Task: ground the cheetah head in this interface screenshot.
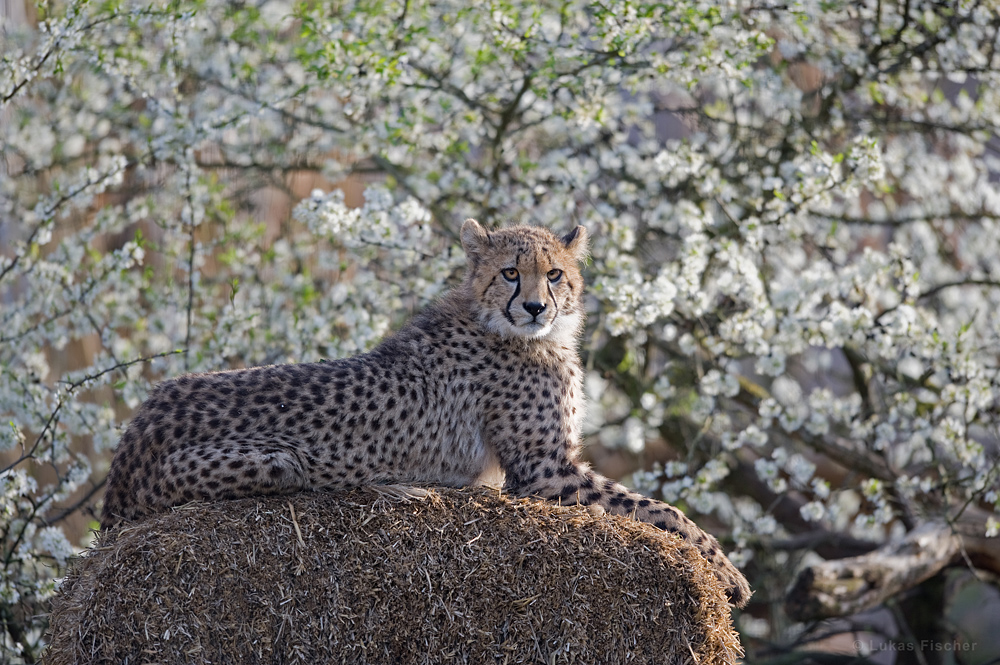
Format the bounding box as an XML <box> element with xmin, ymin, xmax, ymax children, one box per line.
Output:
<box><xmin>461</xmin><ymin>218</ymin><xmax>588</xmax><ymax>342</ymax></box>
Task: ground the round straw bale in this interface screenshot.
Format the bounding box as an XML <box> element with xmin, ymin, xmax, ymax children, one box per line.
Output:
<box><xmin>45</xmin><ymin>487</ymin><xmax>742</xmax><ymax>665</ymax></box>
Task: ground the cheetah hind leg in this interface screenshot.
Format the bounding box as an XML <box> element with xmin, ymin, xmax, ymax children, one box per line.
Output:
<box><xmin>158</xmin><ymin>441</ymin><xmax>311</xmax><ymax>507</ymax></box>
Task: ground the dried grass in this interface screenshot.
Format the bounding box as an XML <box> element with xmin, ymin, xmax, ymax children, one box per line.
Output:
<box><xmin>44</xmin><ymin>487</ymin><xmax>742</xmax><ymax>665</ymax></box>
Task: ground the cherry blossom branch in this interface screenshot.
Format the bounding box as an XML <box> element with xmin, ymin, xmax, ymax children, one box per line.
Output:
<box><xmin>0</xmin><ymin>350</ymin><xmax>184</xmax><ymax>475</ymax></box>
<box><xmin>915</xmin><ymin>278</ymin><xmax>1000</xmax><ymax>301</ymax></box>
<box><xmin>812</xmin><ymin>211</ymin><xmax>1000</xmax><ymax>226</ymax></box>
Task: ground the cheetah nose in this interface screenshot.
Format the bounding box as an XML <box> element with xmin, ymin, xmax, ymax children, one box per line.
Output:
<box><xmin>523</xmin><ymin>301</ymin><xmax>546</xmax><ymax>317</ymax></box>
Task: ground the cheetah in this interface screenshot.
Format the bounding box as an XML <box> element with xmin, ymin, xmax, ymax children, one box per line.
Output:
<box><xmin>102</xmin><ymin>219</ymin><xmax>751</xmax><ymax>607</ymax></box>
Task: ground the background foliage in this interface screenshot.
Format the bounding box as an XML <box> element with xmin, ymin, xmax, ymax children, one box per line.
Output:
<box><xmin>2</xmin><ymin>0</ymin><xmax>999</xmax><ymax>662</ymax></box>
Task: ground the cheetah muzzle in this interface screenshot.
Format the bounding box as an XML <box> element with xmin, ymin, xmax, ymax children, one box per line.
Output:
<box><xmin>101</xmin><ymin>218</ymin><xmax>752</xmax><ymax>608</ymax></box>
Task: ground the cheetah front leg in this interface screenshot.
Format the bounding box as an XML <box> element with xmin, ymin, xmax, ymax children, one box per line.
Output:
<box><xmin>486</xmin><ymin>420</ymin><xmax>751</xmax><ymax>606</ymax></box>
<box><xmin>527</xmin><ymin>463</ymin><xmax>750</xmax><ymax>607</ymax></box>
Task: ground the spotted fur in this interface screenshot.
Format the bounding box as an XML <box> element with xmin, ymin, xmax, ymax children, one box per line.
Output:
<box><xmin>102</xmin><ymin>219</ymin><xmax>751</xmax><ymax>607</ymax></box>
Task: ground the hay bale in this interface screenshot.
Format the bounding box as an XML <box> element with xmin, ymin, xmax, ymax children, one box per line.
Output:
<box><xmin>45</xmin><ymin>487</ymin><xmax>742</xmax><ymax>665</ymax></box>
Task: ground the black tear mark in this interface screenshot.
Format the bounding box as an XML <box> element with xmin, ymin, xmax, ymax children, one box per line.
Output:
<box><xmin>504</xmin><ymin>277</ymin><xmax>521</xmax><ymax>325</ymax></box>
<box><xmin>546</xmin><ymin>280</ymin><xmax>559</xmax><ymax>322</ymax></box>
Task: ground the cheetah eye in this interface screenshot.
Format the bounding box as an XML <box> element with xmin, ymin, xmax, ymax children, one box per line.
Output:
<box><xmin>502</xmin><ymin>268</ymin><xmax>519</xmax><ymax>281</ymax></box>
<box><xmin>547</xmin><ymin>269</ymin><xmax>563</xmax><ymax>282</ymax></box>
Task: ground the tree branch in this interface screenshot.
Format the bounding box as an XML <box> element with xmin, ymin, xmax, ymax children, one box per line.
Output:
<box><xmin>43</xmin><ymin>478</ymin><xmax>107</xmax><ymax>526</ymax></box>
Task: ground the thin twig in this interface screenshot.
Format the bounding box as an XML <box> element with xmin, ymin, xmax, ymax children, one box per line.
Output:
<box><xmin>1</xmin><ymin>350</ymin><xmax>184</xmax><ymax>474</ymax></box>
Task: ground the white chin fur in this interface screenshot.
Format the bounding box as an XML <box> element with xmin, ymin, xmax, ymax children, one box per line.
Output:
<box><xmin>520</xmin><ymin>322</ymin><xmax>554</xmax><ymax>338</ymax></box>
<box><xmin>481</xmin><ymin>311</ymin><xmax>581</xmax><ymax>343</ymax></box>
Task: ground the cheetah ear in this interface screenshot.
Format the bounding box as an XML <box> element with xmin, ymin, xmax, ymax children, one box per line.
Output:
<box><xmin>461</xmin><ymin>218</ymin><xmax>490</xmax><ymax>260</ymax></box>
<box><xmin>562</xmin><ymin>225</ymin><xmax>589</xmax><ymax>262</ymax></box>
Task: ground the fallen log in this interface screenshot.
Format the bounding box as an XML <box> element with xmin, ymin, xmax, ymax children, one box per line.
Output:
<box><xmin>786</xmin><ymin>514</ymin><xmax>1000</xmax><ymax>620</ymax></box>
